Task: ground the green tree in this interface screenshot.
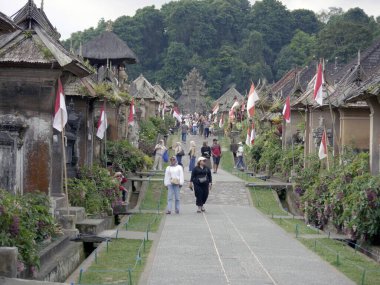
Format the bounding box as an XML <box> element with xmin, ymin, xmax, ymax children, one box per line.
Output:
<box><xmin>291</xmin><ymin>9</ymin><xmax>321</xmax><ymax>34</ymax></box>
<box><xmin>275</xmin><ymin>30</ymin><xmax>317</xmax><ymax>79</ymax></box>
<box><xmin>317</xmin><ymin>8</ymin><xmax>374</xmax><ymax>62</ymax></box>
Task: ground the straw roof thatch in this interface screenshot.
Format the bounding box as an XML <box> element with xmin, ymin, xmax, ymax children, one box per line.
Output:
<box><xmin>82</xmin><ymin>31</ymin><xmax>138</xmax><ymax>65</ymax></box>
<box><xmin>215</xmin><ymin>87</ymin><xmax>244</xmax><ymax>112</ymax></box>
<box><xmin>0</xmin><ymin>12</ymin><xmax>19</xmax><ymax>35</ymax></box>
<box><xmin>0</xmin><ymin>0</ymin><xmax>91</xmax><ymax>77</ymax></box>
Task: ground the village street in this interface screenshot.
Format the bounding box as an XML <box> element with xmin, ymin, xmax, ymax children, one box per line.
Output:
<box><xmin>141</xmin><ymin>134</ymin><xmax>354</xmax><ymax>285</ymax></box>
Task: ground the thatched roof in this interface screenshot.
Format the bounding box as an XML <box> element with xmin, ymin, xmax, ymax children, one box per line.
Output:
<box><xmin>0</xmin><ymin>1</ymin><xmax>91</xmax><ymax>77</ymax></box>
<box><xmin>0</xmin><ymin>12</ymin><xmax>19</xmax><ymax>35</ymax></box>
<box><xmin>12</xmin><ymin>0</ymin><xmax>60</xmax><ymax>40</ymax></box>
<box><xmin>328</xmin><ymin>38</ymin><xmax>380</xmax><ymax>106</ymax></box>
<box><xmin>130</xmin><ymin>74</ymin><xmax>155</xmax><ymax>99</ymax></box>
<box><xmin>82</xmin><ymin>31</ymin><xmax>138</xmax><ymax>65</ymax></box>
<box><xmin>215</xmin><ymin>87</ymin><xmax>244</xmax><ymax>112</ymax></box>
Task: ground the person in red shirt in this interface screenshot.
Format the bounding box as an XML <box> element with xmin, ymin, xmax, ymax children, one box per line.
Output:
<box><xmin>211</xmin><ymin>138</ymin><xmax>222</xmax><ymax>174</ymax></box>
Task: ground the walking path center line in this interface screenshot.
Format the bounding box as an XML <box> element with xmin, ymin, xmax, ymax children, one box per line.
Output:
<box><xmin>221</xmin><ymin>205</ymin><xmax>278</xmax><ymax>285</ymax></box>
<box><xmin>203</xmin><ymin>211</ymin><xmax>231</xmax><ymax>284</ymax></box>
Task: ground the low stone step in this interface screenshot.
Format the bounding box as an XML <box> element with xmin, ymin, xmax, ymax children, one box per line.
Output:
<box><xmin>50</xmin><ymin>196</ymin><xmax>67</xmax><ymax>211</ymax></box>
<box><xmin>39</xmin><ymin>235</ymin><xmax>70</xmax><ymax>268</ymax></box>
<box><xmin>56</xmin><ymin>207</ymin><xmax>86</xmax><ymax>223</ymax></box>
<box><xmin>75</xmin><ymin>219</ymin><xmax>107</xmax><ymax>235</ymax></box>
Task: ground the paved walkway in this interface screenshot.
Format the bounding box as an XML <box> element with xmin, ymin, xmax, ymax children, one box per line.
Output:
<box><xmin>143</xmin><ymin>134</ymin><xmax>354</xmax><ymax>285</ymax></box>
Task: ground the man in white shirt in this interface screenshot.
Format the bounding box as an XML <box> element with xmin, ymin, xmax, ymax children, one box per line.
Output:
<box><xmin>153</xmin><ymin>140</ymin><xmax>166</xmax><ymax>170</ymax></box>
<box><xmin>235</xmin><ymin>142</ymin><xmax>245</xmax><ymax>170</ymax></box>
<box><xmin>164</xmin><ymin>156</ymin><xmax>184</xmax><ymax>214</ymax></box>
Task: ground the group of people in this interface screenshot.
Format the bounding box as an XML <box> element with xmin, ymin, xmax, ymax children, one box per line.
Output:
<box><xmin>182</xmin><ymin>113</ymin><xmax>216</xmax><ymax>139</ymax></box>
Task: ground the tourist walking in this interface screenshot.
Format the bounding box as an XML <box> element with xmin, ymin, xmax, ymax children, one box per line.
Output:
<box><xmin>188</xmin><ymin>141</ymin><xmax>197</xmax><ymax>172</ymax></box>
<box><xmin>211</xmin><ymin>138</ymin><xmax>222</xmax><ymax>174</ymax></box>
<box><xmin>164</xmin><ymin>156</ymin><xmax>184</xmax><ymax>214</ymax></box>
<box><xmin>181</xmin><ymin>121</ymin><xmax>189</xmax><ymax>143</ymax></box>
<box><xmin>235</xmin><ymin>142</ymin><xmax>245</xmax><ymax>170</ymax></box>
<box><xmin>174</xmin><ymin>141</ymin><xmax>184</xmax><ymax>166</ymax></box>
<box><xmin>153</xmin><ymin>140</ymin><xmax>166</xmax><ymax>171</ymax></box>
<box><xmin>201</xmin><ymin>141</ymin><xmax>212</xmax><ymax>169</ymax></box>
<box><xmin>190</xmin><ymin>157</ymin><xmax>212</xmax><ymax>213</ymax></box>
<box><xmin>204</xmin><ymin>120</ymin><xmax>210</xmax><ymax>138</ymax></box>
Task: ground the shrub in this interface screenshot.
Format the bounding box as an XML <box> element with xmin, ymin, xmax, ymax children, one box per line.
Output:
<box><xmin>68</xmin><ymin>166</ymin><xmax>120</xmax><ymax>215</ymax></box>
<box><xmin>0</xmin><ymin>190</ymin><xmax>61</xmax><ymax>269</ymax></box>
<box><xmin>107</xmin><ymin>140</ymin><xmax>153</xmax><ymax>172</ymax></box>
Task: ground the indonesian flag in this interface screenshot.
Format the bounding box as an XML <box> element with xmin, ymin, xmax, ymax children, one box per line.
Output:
<box><xmin>53</xmin><ymin>78</ymin><xmax>67</xmax><ymax>132</ymax></box>
<box><xmin>246</xmin><ymin>127</ymin><xmax>251</xmax><ymax>146</ymax></box>
<box><xmin>229</xmin><ymin>108</ymin><xmax>235</xmax><ymax>120</ymax></box>
<box><xmin>212</xmin><ymin>104</ymin><xmax>219</xmax><ymax>115</ymax></box>
<box><xmin>128</xmin><ymin>98</ymin><xmax>135</xmax><ymax>125</ymax></box>
<box><xmin>230</xmin><ymin>100</ymin><xmax>239</xmax><ymax>110</ymax></box>
<box><xmin>241</xmin><ymin>101</ymin><xmax>246</xmax><ymax>112</ymax></box>
<box><xmin>250</xmin><ymin>123</ymin><xmax>256</xmax><ymax>145</ymax></box>
<box><xmin>219</xmin><ymin>115</ymin><xmax>224</xmax><ymax>128</ymax></box>
<box><xmin>247</xmin><ymin>83</ymin><xmax>259</xmax><ymax>118</ymax></box>
<box><xmin>314</xmin><ymin>63</ymin><xmax>324</xmax><ymax>106</ymax></box>
<box><xmin>173</xmin><ymin>107</ymin><xmax>182</xmax><ymax>123</ymax></box>
<box><xmin>282</xmin><ymin>96</ymin><xmax>291</xmax><ymax>123</ymax></box>
<box><xmin>318</xmin><ymin>129</ymin><xmax>328</xmax><ymax>160</ymax></box>
<box><xmin>96</xmin><ymin>103</ymin><xmax>108</xmax><ymax>139</ymax></box>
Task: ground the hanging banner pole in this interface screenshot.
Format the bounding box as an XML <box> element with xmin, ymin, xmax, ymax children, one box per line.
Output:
<box><xmin>61</xmin><ymin>112</ymin><xmax>70</xmax><ymax>216</ymax></box>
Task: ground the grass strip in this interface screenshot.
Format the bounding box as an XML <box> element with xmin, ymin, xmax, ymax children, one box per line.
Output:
<box><xmin>80</xmin><ymin>239</ymin><xmax>152</xmax><ymax>285</ymax></box>
<box><xmin>249</xmin><ymin>187</ymin><xmax>288</xmax><ymax>216</ymax></box>
<box><xmin>300</xmin><ymin>238</ymin><xmax>380</xmax><ymax>285</ymax></box>
<box><xmin>219</xmin><ymin>137</ymin><xmax>260</xmax><ymax>182</ymax></box>
<box><xmin>273</xmin><ymin>218</ymin><xmax>319</xmax><ymax>235</ymax></box>
<box><xmin>126</xmin><ymin>213</ymin><xmax>162</xmax><ymax>233</ymax></box>
<box><xmin>140</xmin><ymin>180</ymin><xmax>167</xmax><ymax>211</ymax></box>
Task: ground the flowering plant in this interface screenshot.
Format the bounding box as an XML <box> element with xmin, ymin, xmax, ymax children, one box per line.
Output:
<box><xmin>0</xmin><ymin>190</ymin><xmax>61</xmax><ymax>270</ymax></box>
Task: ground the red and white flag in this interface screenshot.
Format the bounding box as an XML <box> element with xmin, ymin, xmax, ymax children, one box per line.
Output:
<box><xmin>96</xmin><ymin>103</ymin><xmax>108</xmax><ymax>139</ymax></box>
<box><xmin>282</xmin><ymin>96</ymin><xmax>291</xmax><ymax>123</ymax></box>
<box><xmin>212</xmin><ymin>104</ymin><xmax>219</xmax><ymax>115</ymax></box>
<box><xmin>314</xmin><ymin>63</ymin><xmax>324</xmax><ymax>106</ymax></box>
<box><xmin>318</xmin><ymin>129</ymin><xmax>328</xmax><ymax>160</ymax></box>
<box><xmin>173</xmin><ymin>107</ymin><xmax>182</xmax><ymax>123</ymax></box>
<box><xmin>247</xmin><ymin>83</ymin><xmax>259</xmax><ymax>118</ymax></box>
<box><xmin>219</xmin><ymin>115</ymin><xmax>224</xmax><ymax>128</ymax></box>
<box><xmin>230</xmin><ymin>100</ymin><xmax>239</xmax><ymax>110</ymax></box>
<box><xmin>53</xmin><ymin>78</ymin><xmax>67</xmax><ymax>132</ymax></box>
<box><xmin>128</xmin><ymin>98</ymin><xmax>135</xmax><ymax>125</ymax></box>
<box><xmin>246</xmin><ymin>127</ymin><xmax>251</xmax><ymax>146</ymax></box>
<box><xmin>250</xmin><ymin>123</ymin><xmax>256</xmax><ymax>145</ymax></box>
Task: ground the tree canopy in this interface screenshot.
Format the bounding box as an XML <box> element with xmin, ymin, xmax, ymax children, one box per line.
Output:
<box><xmin>63</xmin><ymin>0</ymin><xmax>380</xmax><ymax>98</ymax></box>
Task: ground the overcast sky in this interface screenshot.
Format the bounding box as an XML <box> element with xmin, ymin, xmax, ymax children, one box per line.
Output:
<box><xmin>1</xmin><ymin>0</ymin><xmax>379</xmax><ymax>40</ymax></box>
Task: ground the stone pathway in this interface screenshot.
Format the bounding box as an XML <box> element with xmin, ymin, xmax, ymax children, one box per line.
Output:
<box><xmin>142</xmin><ymin>133</ymin><xmax>354</xmax><ymax>285</ymax></box>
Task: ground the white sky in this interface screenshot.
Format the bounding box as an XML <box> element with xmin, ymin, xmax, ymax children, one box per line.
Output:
<box><xmin>1</xmin><ymin>0</ymin><xmax>379</xmax><ymax>40</ymax></box>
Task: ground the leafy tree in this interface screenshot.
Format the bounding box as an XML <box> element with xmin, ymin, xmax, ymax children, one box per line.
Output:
<box><xmin>156</xmin><ymin>42</ymin><xmax>191</xmax><ymax>94</ymax></box>
<box><xmin>291</xmin><ymin>9</ymin><xmax>321</xmax><ymax>34</ymax></box>
<box><xmin>275</xmin><ymin>30</ymin><xmax>317</xmax><ymax>79</ymax></box>
<box><xmin>317</xmin><ymin>8</ymin><xmax>374</xmax><ymax>62</ymax></box>
<box><xmin>248</xmin><ymin>0</ymin><xmax>294</xmax><ymax>53</ymax></box>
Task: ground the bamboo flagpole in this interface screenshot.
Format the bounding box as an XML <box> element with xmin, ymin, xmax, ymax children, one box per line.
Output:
<box><xmin>104</xmin><ymin>100</ymin><xmax>107</xmax><ymax>168</ymax></box>
<box><xmin>53</xmin><ymin>78</ymin><xmax>70</xmax><ymax>216</ymax></box>
<box><xmin>61</xmin><ymin>115</ymin><xmax>70</xmax><ymax>216</ymax></box>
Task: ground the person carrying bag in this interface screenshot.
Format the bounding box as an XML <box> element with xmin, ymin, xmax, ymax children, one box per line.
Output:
<box><xmin>164</xmin><ymin>156</ymin><xmax>184</xmax><ymax>214</ymax></box>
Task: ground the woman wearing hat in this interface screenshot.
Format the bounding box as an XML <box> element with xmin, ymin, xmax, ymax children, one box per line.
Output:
<box><xmin>190</xmin><ymin>157</ymin><xmax>212</xmax><ymax>213</ymax></box>
<box><xmin>164</xmin><ymin>156</ymin><xmax>184</xmax><ymax>214</ymax></box>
